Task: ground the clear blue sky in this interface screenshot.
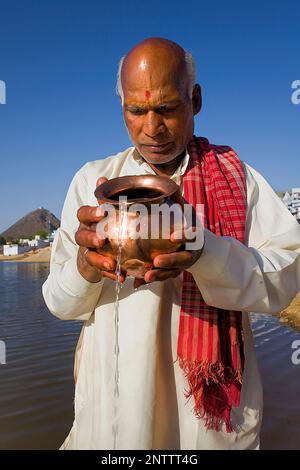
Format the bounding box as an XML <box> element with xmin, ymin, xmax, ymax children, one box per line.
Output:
<box><xmin>0</xmin><ymin>0</ymin><xmax>299</xmax><ymax>232</ymax></box>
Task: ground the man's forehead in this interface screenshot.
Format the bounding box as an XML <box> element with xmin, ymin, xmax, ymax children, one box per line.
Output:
<box><xmin>123</xmin><ymin>69</ymin><xmax>181</xmax><ymax>88</ymax></box>
<box><xmin>122</xmin><ymin>54</ymin><xmax>189</xmax><ymax>105</ymax></box>
<box><xmin>124</xmin><ymin>79</ymin><xmax>186</xmax><ymax>99</ymax></box>
<box><xmin>124</xmin><ymin>87</ymin><xmax>184</xmax><ymax>107</ymax></box>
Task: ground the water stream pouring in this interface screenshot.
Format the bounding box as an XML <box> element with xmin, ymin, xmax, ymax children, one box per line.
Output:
<box><xmin>112</xmin><ymin>198</ymin><xmax>127</xmax><ymax>450</ymax></box>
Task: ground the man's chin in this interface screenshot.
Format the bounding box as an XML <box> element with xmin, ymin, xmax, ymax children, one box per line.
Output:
<box><xmin>137</xmin><ymin>145</ymin><xmax>180</xmax><ymax>165</ymax></box>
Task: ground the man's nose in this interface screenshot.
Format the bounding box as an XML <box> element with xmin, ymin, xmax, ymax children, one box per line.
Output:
<box><xmin>143</xmin><ymin>111</ymin><xmax>166</xmax><ymax>137</ymax></box>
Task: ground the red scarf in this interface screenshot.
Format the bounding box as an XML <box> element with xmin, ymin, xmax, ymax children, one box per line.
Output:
<box><xmin>178</xmin><ymin>136</ymin><xmax>246</xmax><ymax>433</ymax></box>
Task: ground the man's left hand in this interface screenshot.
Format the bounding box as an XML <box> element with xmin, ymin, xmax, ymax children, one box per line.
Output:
<box><xmin>133</xmin><ymin>228</ymin><xmax>204</xmax><ymax>289</ymax></box>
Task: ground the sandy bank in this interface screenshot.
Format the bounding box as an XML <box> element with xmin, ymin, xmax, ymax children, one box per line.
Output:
<box><xmin>0</xmin><ymin>246</ymin><xmax>51</xmax><ymax>263</ymax></box>
<box><xmin>278</xmin><ymin>292</ymin><xmax>300</xmax><ymax>330</ymax></box>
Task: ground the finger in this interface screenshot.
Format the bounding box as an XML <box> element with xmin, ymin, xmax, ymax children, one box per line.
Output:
<box><xmin>75</xmin><ymin>228</ymin><xmax>106</xmax><ymax>249</ymax></box>
<box><xmin>133</xmin><ymin>278</ymin><xmax>147</xmax><ymax>289</ymax></box>
<box><xmin>170</xmin><ymin>226</ymin><xmax>198</xmax><ymax>243</ymax></box>
<box><xmin>85</xmin><ymin>252</ymin><xmax>126</xmax><ymax>283</ymax></box>
<box><xmin>77</xmin><ymin>205</ymin><xmax>107</xmax><ymax>224</ymax></box>
<box><xmin>101</xmin><ymin>271</ymin><xmax>126</xmax><ymax>283</ymax></box>
<box><xmin>171</xmin><ymin>227</ymin><xmax>205</xmax><ymax>252</ymax></box>
<box><xmin>153</xmin><ymin>251</ymin><xmax>193</xmax><ymax>269</ymax></box>
<box><xmin>96</xmin><ymin>176</ymin><xmax>108</xmax><ymax>188</ymax></box>
<box><xmin>144</xmin><ymin>268</ymin><xmax>181</xmax><ymax>283</ymax></box>
<box><xmin>85</xmin><ymin>250</ymin><xmax>116</xmax><ymax>271</ymax></box>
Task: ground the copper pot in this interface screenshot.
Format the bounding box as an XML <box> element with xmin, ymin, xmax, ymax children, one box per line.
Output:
<box><xmin>94</xmin><ymin>175</ymin><xmax>183</xmax><ymax>278</ymax></box>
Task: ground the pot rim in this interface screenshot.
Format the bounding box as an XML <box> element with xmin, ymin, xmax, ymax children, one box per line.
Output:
<box><xmin>94</xmin><ymin>174</ymin><xmax>178</xmax><ymax>206</ymax></box>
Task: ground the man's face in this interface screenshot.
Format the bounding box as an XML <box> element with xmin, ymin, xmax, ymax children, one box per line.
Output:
<box><xmin>122</xmin><ymin>60</ymin><xmax>196</xmax><ymax>165</ymax></box>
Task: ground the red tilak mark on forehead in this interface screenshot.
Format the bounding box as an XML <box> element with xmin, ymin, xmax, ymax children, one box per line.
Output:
<box><xmin>145</xmin><ymin>90</ymin><xmax>151</xmax><ymax>98</ymax></box>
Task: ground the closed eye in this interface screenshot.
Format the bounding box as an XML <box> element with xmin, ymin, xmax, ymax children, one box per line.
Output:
<box><xmin>126</xmin><ymin>106</ymin><xmax>147</xmax><ymax>115</ymax></box>
<box><xmin>126</xmin><ymin>103</ymin><xmax>181</xmax><ymax>116</ymax></box>
<box><xmin>155</xmin><ymin>104</ymin><xmax>180</xmax><ymax>114</ymax></box>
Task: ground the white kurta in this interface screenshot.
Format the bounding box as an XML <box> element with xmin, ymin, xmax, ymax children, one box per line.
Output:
<box><xmin>42</xmin><ymin>147</ymin><xmax>300</xmax><ymax>450</ymax></box>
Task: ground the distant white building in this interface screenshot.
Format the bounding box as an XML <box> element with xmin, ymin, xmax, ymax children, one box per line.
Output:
<box><xmin>49</xmin><ymin>229</ymin><xmax>58</xmax><ymax>243</ymax></box>
<box><xmin>282</xmin><ymin>188</ymin><xmax>300</xmax><ymax>221</ymax></box>
<box><xmin>3</xmin><ymin>244</ymin><xmax>19</xmax><ymax>256</ymax></box>
<box><xmin>19</xmin><ymin>238</ymin><xmax>29</xmax><ymax>245</ymax></box>
<box><xmin>282</xmin><ymin>191</ymin><xmax>292</xmax><ymax>206</ymax></box>
<box><xmin>27</xmin><ymin>239</ymin><xmax>39</xmax><ymax>247</ymax></box>
<box><xmin>19</xmin><ymin>234</ymin><xmax>49</xmax><ymax>248</ymax></box>
<box><xmin>27</xmin><ymin>235</ymin><xmax>40</xmax><ymax>247</ymax></box>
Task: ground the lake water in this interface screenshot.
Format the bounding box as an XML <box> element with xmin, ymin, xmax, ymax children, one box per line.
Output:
<box><xmin>0</xmin><ymin>262</ymin><xmax>81</xmax><ymax>450</ymax></box>
<box><xmin>0</xmin><ymin>262</ymin><xmax>300</xmax><ymax>449</ymax></box>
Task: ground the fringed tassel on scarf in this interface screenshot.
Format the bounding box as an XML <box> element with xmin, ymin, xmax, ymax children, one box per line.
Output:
<box><xmin>178</xmin><ymin>358</ymin><xmax>243</xmax><ymax>433</ymax></box>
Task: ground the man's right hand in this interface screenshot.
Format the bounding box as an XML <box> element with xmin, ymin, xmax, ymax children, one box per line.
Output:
<box><xmin>75</xmin><ymin>178</ymin><xmax>126</xmax><ymax>284</ymax></box>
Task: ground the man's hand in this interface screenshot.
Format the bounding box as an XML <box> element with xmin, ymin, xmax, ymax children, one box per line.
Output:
<box><xmin>133</xmin><ymin>227</ymin><xmax>204</xmax><ymax>288</ymax></box>
<box><xmin>75</xmin><ymin>177</ymin><xmax>126</xmax><ymax>284</ymax></box>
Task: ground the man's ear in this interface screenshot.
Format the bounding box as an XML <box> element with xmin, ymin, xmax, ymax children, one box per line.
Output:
<box><xmin>192</xmin><ymin>84</ymin><xmax>202</xmax><ymax>115</ymax></box>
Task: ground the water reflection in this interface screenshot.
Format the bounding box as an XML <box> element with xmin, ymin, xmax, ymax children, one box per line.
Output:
<box><xmin>0</xmin><ymin>262</ymin><xmax>81</xmax><ymax>450</ymax></box>
<box><xmin>251</xmin><ymin>313</ymin><xmax>300</xmax><ymax>450</ymax></box>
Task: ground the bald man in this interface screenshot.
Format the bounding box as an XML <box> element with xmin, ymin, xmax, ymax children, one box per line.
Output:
<box><xmin>43</xmin><ymin>38</ymin><xmax>300</xmax><ymax>450</ymax></box>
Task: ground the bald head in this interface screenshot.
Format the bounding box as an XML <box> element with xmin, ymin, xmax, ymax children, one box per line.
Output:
<box><xmin>117</xmin><ymin>38</ymin><xmax>195</xmax><ymax>104</ymax></box>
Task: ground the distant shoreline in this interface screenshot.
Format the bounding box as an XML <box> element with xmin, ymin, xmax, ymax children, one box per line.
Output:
<box><xmin>0</xmin><ymin>246</ymin><xmax>51</xmax><ymax>263</ymax></box>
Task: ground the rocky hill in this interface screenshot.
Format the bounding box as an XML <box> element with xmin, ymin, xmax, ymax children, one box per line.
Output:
<box><xmin>1</xmin><ymin>207</ymin><xmax>60</xmax><ymax>239</ymax></box>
